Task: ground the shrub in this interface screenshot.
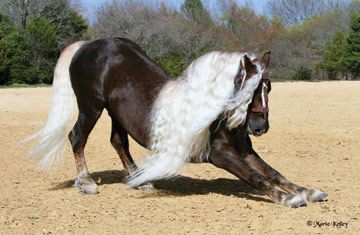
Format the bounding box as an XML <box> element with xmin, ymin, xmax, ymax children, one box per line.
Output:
<box><xmin>292</xmin><ymin>66</ymin><xmax>313</xmax><ymax>80</ymax></box>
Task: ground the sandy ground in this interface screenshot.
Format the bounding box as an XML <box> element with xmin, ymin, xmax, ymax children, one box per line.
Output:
<box><xmin>0</xmin><ymin>81</ymin><xmax>359</xmax><ymax>234</ymax></box>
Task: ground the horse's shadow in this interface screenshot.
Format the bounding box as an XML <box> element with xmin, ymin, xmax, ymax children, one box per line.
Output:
<box><xmin>50</xmin><ymin>170</ymin><xmax>128</xmax><ymax>189</ymax></box>
<box><xmin>51</xmin><ymin>170</ymin><xmax>272</xmax><ymax>203</ymax></box>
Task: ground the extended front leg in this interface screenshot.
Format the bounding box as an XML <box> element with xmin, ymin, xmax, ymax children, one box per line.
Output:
<box><xmin>244</xmin><ymin>136</ymin><xmax>327</xmax><ymax>203</ymax></box>
<box><xmin>208</xmin><ymin>147</ymin><xmax>306</xmax><ymax>208</ymax></box>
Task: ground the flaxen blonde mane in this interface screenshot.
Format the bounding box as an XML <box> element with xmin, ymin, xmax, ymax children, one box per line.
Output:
<box><xmin>127</xmin><ymin>51</ymin><xmax>263</xmax><ymax>187</ymax></box>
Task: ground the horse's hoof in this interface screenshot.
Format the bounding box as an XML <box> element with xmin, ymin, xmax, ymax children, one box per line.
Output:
<box><xmin>302</xmin><ymin>189</ymin><xmax>327</xmax><ymax>203</ymax></box>
<box><xmin>74</xmin><ymin>176</ymin><xmax>98</xmax><ymax>195</ymax></box>
<box><xmin>283</xmin><ymin>194</ymin><xmax>307</xmax><ymax>208</ymax></box>
<box><xmin>138</xmin><ymin>183</ymin><xmax>155</xmax><ymax>191</ymax></box>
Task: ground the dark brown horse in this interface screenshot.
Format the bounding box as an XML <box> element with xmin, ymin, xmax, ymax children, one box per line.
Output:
<box><xmin>26</xmin><ymin>38</ymin><xmax>326</xmax><ymax>208</ymax></box>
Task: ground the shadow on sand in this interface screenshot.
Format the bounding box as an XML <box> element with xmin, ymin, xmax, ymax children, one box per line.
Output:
<box><xmin>50</xmin><ymin>169</ymin><xmax>128</xmax><ymax>190</ymax></box>
<box><xmin>50</xmin><ymin>170</ymin><xmax>272</xmax><ymax>203</ymax></box>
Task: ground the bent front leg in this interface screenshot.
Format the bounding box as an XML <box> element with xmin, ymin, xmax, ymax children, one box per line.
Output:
<box><xmin>208</xmin><ymin>148</ymin><xmax>306</xmax><ymax>208</ymax></box>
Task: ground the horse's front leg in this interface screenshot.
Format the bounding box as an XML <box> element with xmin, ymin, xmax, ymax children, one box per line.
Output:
<box><xmin>208</xmin><ymin>147</ymin><xmax>306</xmax><ymax>208</ymax></box>
<box><xmin>245</xmin><ymin>136</ymin><xmax>327</xmax><ymax>203</ymax></box>
<box><xmin>244</xmin><ymin>150</ymin><xmax>327</xmax><ymax>203</ymax></box>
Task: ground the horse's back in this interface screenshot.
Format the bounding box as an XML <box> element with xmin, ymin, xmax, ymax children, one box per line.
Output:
<box><xmin>69</xmin><ymin>38</ymin><xmax>168</xmax><ymax>147</ymax></box>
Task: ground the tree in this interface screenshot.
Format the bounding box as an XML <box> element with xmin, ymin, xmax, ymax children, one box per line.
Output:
<box><xmin>0</xmin><ymin>13</ymin><xmax>16</xmax><ymax>84</ymax></box>
<box><xmin>316</xmin><ymin>31</ymin><xmax>346</xmax><ymax>79</ymax></box>
<box><xmin>219</xmin><ymin>1</ymin><xmax>283</xmax><ymax>52</ymax></box>
<box><xmin>0</xmin><ymin>0</ymin><xmax>88</xmax><ymax>49</ymax></box>
<box><xmin>0</xmin><ymin>0</ymin><xmax>50</xmax><ymax>29</ymax></box>
<box><xmin>6</xmin><ymin>30</ymin><xmax>38</xmax><ymax>84</ymax></box>
<box><xmin>181</xmin><ymin>0</ymin><xmax>212</xmax><ymax>27</ymax></box>
<box><xmin>341</xmin><ymin>10</ymin><xmax>360</xmax><ymax>78</ymax></box>
<box><xmin>40</xmin><ymin>0</ymin><xmax>88</xmax><ymax>49</ymax></box>
<box><xmin>266</xmin><ymin>0</ymin><xmax>350</xmax><ymax>26</ymax></box>
<box><xmin>0</xmin><ymin>38</ymin><xmax>10</xmax><ymax>84</ymax></box>
<box><xmin>93</xmin><ymin>1</ymin><xmax>233</xmax><ymax>77</ymax></box>
<box><xmin>267</xmin><ymin>9</ymin><xmax>356</xmax><ymax>80</ymax></box>
<box><xmin>26</xmin><ymin>16</ymin><xmax>57</xmax><ymax>83</ymax></box>
<box><xmin>26</xmin><ymin>17</ymin><xmax>57</xmax><ymax>58</ymax></box>
<box><xmin>0</xmin><ymin>0</ymin><xmax>88</xmax><ymax>84</ymax></box>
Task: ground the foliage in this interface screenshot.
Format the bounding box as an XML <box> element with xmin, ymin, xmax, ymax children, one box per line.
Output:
<box><xmin>266</xmin><ymin>0</ymin><xmax>351</xmax><ymax>26</ymax></box>
<box><xmin>292</xmin><ymin>66</ymin><xmax>313</xmax><ymax>80</ymax></box>
<box><xmin>0</xmin><ymin>0</ymin><xmax>87</xmax><ymax>85</ymax></box>
<box><xmin>26</xmin><ymin>16</ymin><xmax>58</xmax><ymax>83</ymax></box>
<box><xmin>270</xmin><ymin>8</ymin><xmax>355</xmax><ymax>80</ymax></box>
<box><xmin>94</xmin><ymin>0</ymin><xmax>358</xmax><ymax>80</ymax></box>
<box><xmin>1</xmin><ymin>0</ymin><xmax>359</xmax><ymax>84</ymax></box>
<box><xmin>40</xmin><ymin>0</ymin><xmax>88</xmax><ymax>48</ymax></box>
<box><xmin>26</xmin><ymin>17</ymin><xmax>57</xmax><ymax>57</ymax></box>
<box><xmin>0</xmin><ymin>14</ymin><xmax>14</xmax><ymax>84</ymax></box>
<box><xmin>6</xmin><ymin>30</ymin><xmax>38</xmax><ymax>84</ymax></box>
<box><xmin>221</xmin><ymin>4</ymin><xmax>281</xmax><ymax>51</ymax></box>
<box><xmin>316</xmin><ymin>31</ymin><xmax>346</xmax><ymax>79</ymax></box>
<box><xmin>154</xmin><ymin>51</ymin><xmax>187</xmax><ymax>77</ymax></box>
<box><xmin>181</xmin><ymin>0</ymin><xmax>212</xmax><ymax>27</ymax></box>
<box><xmin>341</xmin><ymin>10</ymin><xmax>360</xmax><ymax>78</ymax></box>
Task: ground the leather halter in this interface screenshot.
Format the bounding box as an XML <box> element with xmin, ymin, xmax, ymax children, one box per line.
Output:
<box><xmin>250</xmin><ymin>78</ymin><xmax>270</xmax><ymax>113</ymax></box>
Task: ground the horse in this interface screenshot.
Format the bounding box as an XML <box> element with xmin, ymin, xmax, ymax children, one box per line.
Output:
<box><xmin>196</xmin><ymin>66</ymin><xmax>327</xmax><ymax>208</ymax></box>
<box><xmin>25</xmin><ymin>38</ymin><xmax>326</xmax><ymax>208</ymax></box>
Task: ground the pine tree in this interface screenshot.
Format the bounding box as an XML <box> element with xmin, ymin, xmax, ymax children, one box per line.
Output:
<box><xmin>341</xmin><ymin>11</ymin><xmax>360</xmax><ymax>79</ymax></box>
<box><xmin>181</xmin><ymin>0</ymin><xmax>212</xmax><ymax>27</ymax></box>
<box><xmin>316</xmin><ymin>31</ymin><xmax>346</xmax><ymax>80</ymax></box>
<box><xmin>26</xmin><ymin>16</ymin><xmax>58</xmax><ymax>84</ymax></box>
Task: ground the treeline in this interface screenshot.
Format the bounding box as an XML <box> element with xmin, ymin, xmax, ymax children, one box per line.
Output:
<box><xmin>94</xmin><ymin>0</ymin><xmax>359</xmax><ymax>80</ymax></box>
<box><xmin>0</xmin><ymin>0</ymin><xmax>359</xmax><ymax>85</ymax></box>
<box><xmin>0</xmin><ymin>0</ymin><xmax>87</xmax><ymax>85</ymax></box>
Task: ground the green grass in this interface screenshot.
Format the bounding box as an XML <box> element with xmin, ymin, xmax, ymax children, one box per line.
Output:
<box><xmin>0</xmin><ymin>83</ymin><xmax>50</xmax><ymax>89</ymax></box>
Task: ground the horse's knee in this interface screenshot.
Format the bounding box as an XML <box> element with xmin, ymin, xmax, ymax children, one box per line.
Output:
<box><xmin>248</xmin><ymin>173</ymin><xmax>273</xmax><ymax>190</ymax></box>
<box><xmin>208</xmin><ymin>152</ymin><xmax>230</xmax><ymax>169</ymax></box>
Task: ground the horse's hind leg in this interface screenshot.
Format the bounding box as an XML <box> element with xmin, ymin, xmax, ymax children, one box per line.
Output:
<box><xmin>110</xmin><ymin>118</ymin><xmax>136</xmax><ymax>173</ymax></box>
<box><xmin>110</xmin><ymin>118</ymin><xmax>154</xmax><ymax>190</ymax></box>
<box><xmin>243</xmin><ymin>149</ymin><xmax>327</xmax><ymax>203</ymax></box>
<box><xmin>69</xmin><ymin>109</ymin><xmax>102</xmax><ymax>194</ymax></box>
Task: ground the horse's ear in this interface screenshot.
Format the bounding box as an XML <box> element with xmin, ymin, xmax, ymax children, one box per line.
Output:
<box><xmin>261</xmin><ymin>51</ymin><xmax>271</xmax><ymax>69</ymax></box>
<box><xmin>243</xmin><ymin>55</ymin><xmax>257</xmax><ymax>75</ymax></box>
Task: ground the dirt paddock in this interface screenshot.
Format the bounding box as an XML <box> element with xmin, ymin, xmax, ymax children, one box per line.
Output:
<box><xmin>0</xmin><ymin>81</ymin><xmax>359</xmax><ymax>234</ymax></box>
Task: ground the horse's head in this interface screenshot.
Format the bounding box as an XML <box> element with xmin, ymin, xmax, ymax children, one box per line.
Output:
<box><xmin>246</xmin><ymin>51</ymin><xmax>271</xmax><ymax>136</ymax></box>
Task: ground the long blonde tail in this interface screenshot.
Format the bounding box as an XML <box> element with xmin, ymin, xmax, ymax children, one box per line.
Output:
<box><xmin>22</xmin><ymin>41</ymin><xmax>86</xmax><ymax>169</ymax></box>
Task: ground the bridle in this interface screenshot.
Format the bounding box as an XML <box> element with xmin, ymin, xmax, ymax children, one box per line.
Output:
<box><xmin>251</xmin><ymin>58</ymin><xmax>270</xmax><ymax>114</ymax></box>
<box><xmin>234</xmin><ymin>57</ymin><xmax>271</xmax><ymax>114</ymax></box>
<box><xmin>250</xmin><ymin>78</ymin><xmax>270</xmax><ymax>113</ymax></box>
